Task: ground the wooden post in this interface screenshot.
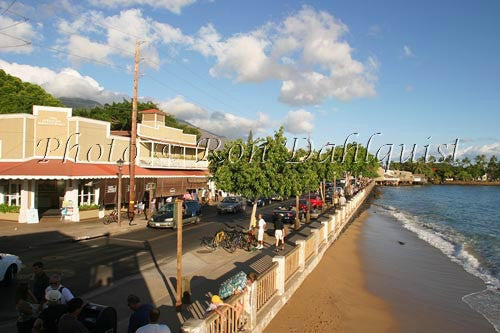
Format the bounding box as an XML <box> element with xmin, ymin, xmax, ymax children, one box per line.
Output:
<box><xmin>117</xmin><ymin>167</ymin><xmax>123</xmax><ymax>227</ymax></box>
<box><xmin>128</xmin><ymin>40</ymin><xmax>141</xmax><ymax>221</ymax></box>
<box><xmin>175</xmin><ymin>199</ymin><xmax>183</xmax><ymax>311</ymax></box>
<box><xmin>294</xmin><ymin>195</ymin><xmax>300</xmax><ymax>230</ymax></box>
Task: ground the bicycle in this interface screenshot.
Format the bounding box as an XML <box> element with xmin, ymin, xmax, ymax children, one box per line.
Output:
<box><xmin>103</xmin><ymin>209</ymin><xmax>128</xmax><ymax>225</ymax></box>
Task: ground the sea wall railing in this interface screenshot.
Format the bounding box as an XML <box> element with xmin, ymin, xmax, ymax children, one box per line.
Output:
<box><xmin>183</xmin><ymin>181</ymin><xmax>375</xmax><ymax>333</ymax></box>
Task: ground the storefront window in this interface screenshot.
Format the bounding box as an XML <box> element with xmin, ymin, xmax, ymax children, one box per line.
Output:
<box><xmin>79</xmin><ymin>184</ymin><xmax>95</xmax><ymax>206</ymax></box>
<box><xmin>5</xmin><ymin>182</ymin><xmax>21</xmax><ymax>206</ymax></box>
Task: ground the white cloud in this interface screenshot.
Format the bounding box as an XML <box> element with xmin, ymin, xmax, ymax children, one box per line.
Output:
<box><xmin>0</xmin><ymin>15</ymin><xmax>37</xmax><ymax>54</ymax></box>
<box><xmin>456</xmin><ymin>143</ymin><xmax>500</xmax><ymax>159</ymax></box>
<box><xmin>0</xmin><ymin>59</ymin><xmax>127</xmax><ymax>104</ymax></box>
<box><xmin>403</xmin><ymin>45</ymin><xmax>414</xmax><ymax>57</ymax></box>
<box><xmin>56</xmin><ymin>9</ymin><xmax>192</xmax><ymax>68</ymax></box>
<box><xmin>158</xmin><ymin>95</ymin><xmax>271</xmax><ymax>138</ymax></box>
<box><xmin>283</xmin><ymin>109</ymin><xmax>314</xmax><ymax>134</ymax></box>
<box><xmin>88</xmin><ymin>0</ymin><xmax>197</xmax><ymax>14</ymax></box>
<box><xmin>193</xmin><ymin>6</ymin><xmax>377</xmax><ymax>105</ymax></box>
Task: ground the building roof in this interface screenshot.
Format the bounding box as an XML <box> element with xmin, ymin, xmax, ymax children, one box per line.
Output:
<box><xmin>139</xmin><ymin>109</ymin><xmax>167</xmax><ymax>115</ymax></box>
<box><xmin>0</xmin><ymin>160</ymin><xmax>209</xmax><ymax>180</ymax></box>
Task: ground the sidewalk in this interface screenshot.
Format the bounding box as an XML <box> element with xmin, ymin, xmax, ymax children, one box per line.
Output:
<box><xmin>0</xmin><ymin>214</ymin><xmax>149</xmax><ymax>250</ymax></box>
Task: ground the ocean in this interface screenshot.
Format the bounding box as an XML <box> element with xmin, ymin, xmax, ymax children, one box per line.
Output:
<box><xmin>375</xmin><ymin>185</ymin><xmax>500</xmax><ymax>332</ymax></box>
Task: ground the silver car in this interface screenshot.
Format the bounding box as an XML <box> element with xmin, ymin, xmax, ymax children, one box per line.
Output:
<box><xmin>217</xmin><ymin>196</ymin><xmax>247</xmax><ymax>214</ymax></box>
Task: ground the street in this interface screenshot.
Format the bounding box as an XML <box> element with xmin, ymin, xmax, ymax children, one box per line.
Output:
<box><xmin>0</xmin><ymin>200</ymin><xmax>289</xmax><ymax>325</ymax></box>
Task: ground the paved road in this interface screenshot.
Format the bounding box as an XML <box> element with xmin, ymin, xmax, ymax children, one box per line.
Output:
<box><xmin>0</xmin><ymin>200</ymin><xmax>290</xmax><ymax>323</ymax></box>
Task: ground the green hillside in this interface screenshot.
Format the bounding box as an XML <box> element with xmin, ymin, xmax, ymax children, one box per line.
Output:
<box><xmin>0</xmin><ymin>69</ymin><xmax>63</xmax><ymax>114</ymax></box>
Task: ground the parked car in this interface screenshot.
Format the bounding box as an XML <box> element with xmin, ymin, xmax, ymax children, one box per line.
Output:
<box><xmin>148</xmin><ymin>200</ymin><xmax>201</xmax><ymax>229</ymax></box>
<box><xmin>247</xmin><ymin>197</ymin><xmax>272</xmax><ymax>207</ymax></box>
<box><xmin>271</xmin><ymin>194</ymin><xmax>288</xmax><ymax>201</ymax></box>
<box><xmin>309</xmin><ymin>195</ymin><xmax>324</xmax><ymax>209</ymax></box>
<box><xmin>0</xmin><ymin>253</ymin><xmax>22</xmax><ymax>285</ymax></box>
<box><xmin>217</xmin><ymin>196</ymin><xmax>247</xmax><ymax>214</ymax></box>
<box><xmin>272</xmin><ymin>206</ymin><xmax>297</xmax><ymax>223</ymax></box>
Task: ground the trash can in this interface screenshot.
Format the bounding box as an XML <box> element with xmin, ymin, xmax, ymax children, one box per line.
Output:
<box><xmin>79</xmin><ymin>302</ymin><xmax>117</xmax><ymax>333</ymax></box>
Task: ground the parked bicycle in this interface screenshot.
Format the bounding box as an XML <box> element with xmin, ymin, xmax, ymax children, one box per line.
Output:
<box><xmin>201</xmin><ymin>227</ymin><xmax>258</xmax><ymax>253</ymax></box>
<box><xmin>103</xmin><ymin>209</ymin><xmax>128</xmax><ymax>225</ymax></box>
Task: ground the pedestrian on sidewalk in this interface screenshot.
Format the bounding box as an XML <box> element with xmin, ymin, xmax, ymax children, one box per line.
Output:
<box><xmin>15</xmin><ymin>282</ymin><xmax>37</xmax><ymax>333</ymax></box>
<box><xmin>44</xmin><ymin>274</ymin><xmax>74</xmax><ymax>305</ymax></box>
<box><xmin>135</xmin><ymin>307</ymin><xmax>171</xmax><ymax>333</ymax></box>
<box><xmin>127</xmin><ymin>294</ymin><xmax>153</xmax><ymax>333</ymax></box>
<box><xmin>256</xmin><ymin>214</ymin><xmax>266</xmax><ymax>249</ymax></box>
<box><xmin>33</xmin><ymin>290</ymin><xmax>67</xmax><ymax>333</ymax></box>
<box><xmin>274</xmin><ymin>215</ymin><xmax>285</xmax><ymax>253</ymax></box>
<box><xmin>205</xmin><ymin>295</ymin><xmax>234</xmax><ymax>317</ymax></box>
<box><xmin>58</xmin><ymin>298</ymin><xmax>89</xmax><ymax>333</ymax></box>
<box><xmin>32</xmin><ymin>262</ymin><xmax>49</xmax><ymax>304</ymax></box>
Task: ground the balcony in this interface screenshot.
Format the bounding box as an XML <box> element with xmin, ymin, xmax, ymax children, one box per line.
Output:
<box><xmin>138</xmin><ymin>156</ymin><xmax>209</xmax><ymax>169</ymax></box>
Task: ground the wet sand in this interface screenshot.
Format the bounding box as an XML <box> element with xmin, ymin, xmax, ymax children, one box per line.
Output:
<box><xmin>264</xmin><ymin>211</ymin><xmax>399</xmax><ymax>333</ymax></box>
<box><xmin>361</xmin><ymin>206</ymin><xmax>495</xmax><ymax>333</ymax></box>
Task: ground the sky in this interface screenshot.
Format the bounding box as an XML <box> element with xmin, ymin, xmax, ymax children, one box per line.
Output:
<box><xmin>0</xmin><ymin>0</ymin><xmax>499</xmax><ymax>161</ymax></box>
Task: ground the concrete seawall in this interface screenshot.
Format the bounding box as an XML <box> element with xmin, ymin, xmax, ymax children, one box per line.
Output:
<box><xmin>182</xmin><ymin>181</ymin><xmax>376</xmax><ymax>333</ymax></box>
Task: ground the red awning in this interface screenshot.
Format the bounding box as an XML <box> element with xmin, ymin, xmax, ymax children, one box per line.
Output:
<box><xmin>0</xmin><ymin>159</ymin><xmax>209</xmax><ymax>180</ymax></box>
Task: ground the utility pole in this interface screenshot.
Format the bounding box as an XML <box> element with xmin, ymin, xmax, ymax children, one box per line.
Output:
<box><xmin>175</xmin><ymin>199</ymin><xmax>183</xmax><ymax>312</ymax></box>
<box><xmin>128</xmin><ymin>40</ymin><xmax>140</xmax><ymax>223</ymax></box>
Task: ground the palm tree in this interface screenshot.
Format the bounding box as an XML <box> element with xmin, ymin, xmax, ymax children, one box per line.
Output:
<box><xmin>461</xmin><ymin>157</ymin><xmax>471</xmax><ymax>167</ymax></box>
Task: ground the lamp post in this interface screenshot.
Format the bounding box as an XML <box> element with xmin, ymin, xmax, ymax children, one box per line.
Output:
<box><xmin>117</xmin><ymin>159</ymin><xmax>124</xmax><ymax>227</ymax></box>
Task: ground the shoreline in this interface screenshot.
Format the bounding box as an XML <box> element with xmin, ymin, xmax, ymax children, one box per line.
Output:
<box><xmin>264</xmin><ymin>210</ymin><xmax>399</xmax><ymax>333</ymax></box>
<box><xmin>360</xmin><ymin>205</ymin><xmax>496</xmax><ymax>333</ymax></box>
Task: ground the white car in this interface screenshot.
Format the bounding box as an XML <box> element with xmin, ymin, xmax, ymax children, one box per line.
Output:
<box><xmin>0</xmin><ymin>253</ymin><xmax>22</xmax><ymax>285</ymax></box>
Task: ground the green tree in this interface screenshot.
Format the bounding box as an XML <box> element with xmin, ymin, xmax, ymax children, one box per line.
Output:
<box><xmin>487</xmin><ymin>156</ymin><xmax>498</xmax><ymax>181</ymax></box>
<box><xmin>73</xmin><ymin>100</ymin><xmax>200</xmax><ymax>137</ymax></box>
<box><xmin>0</xmin><ymin>70</ymin><xmax>63</xmax><ymax>114</ymax></box>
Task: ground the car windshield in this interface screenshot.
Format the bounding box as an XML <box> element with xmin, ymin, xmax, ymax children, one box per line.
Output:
<box><xmin>222</xmin><ymin>197</ymin><xmax>237</xmax><ymax>203</ymax></box>
<box><xmin>158</xmin><ymin>204</ymin><xmax>174</xmax><ymax>213</ymax></box>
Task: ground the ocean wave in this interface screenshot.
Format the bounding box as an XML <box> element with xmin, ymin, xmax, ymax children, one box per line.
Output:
<box><xmin>463</xmin><ymin>289</ymin><xmax>500</xmax><ymax>333</ymax></box>
<box><xmin>381</xmin><ymin>207</ymin><xmax>500</xmax><ymax>289</ymax></box>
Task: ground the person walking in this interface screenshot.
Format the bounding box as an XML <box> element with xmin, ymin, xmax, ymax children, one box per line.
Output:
<box><xmin>58</xmin><ymin>298</ymin><xmax>89</xmax><ymax>333</ymax></box>
<box><xmin>257</xmin><ymin>214</ymin><xmax>266</xmax><ymax>249</ymax></box>
<box><xmin>15</xmin><ymin>282</ymin><xmax>37</xmax><ymax>333</ymax></box>
<box><xmin>273</xmin><ymin>215</ymin><xmax>285</xmax><ymax>253</ymax></box>
<box><xmin>127</xmin><ymin>295</ymin><xmax>153</xmax><ymax>333</ymax></box>
<box><xmin>135</xmin><ymin>307</ymin><xmax>171</xmax><ymax>333</ymax></box>
<box><xmin>32</xmin><ymin>262</ymin><xmax>49</xmax><ymax>304</ymax></box>
<box><xmin>33</xmin><ymin>290</ymin><xmax>67</xmax><ymax>333</ymax></box>
<box><xmin>44</xmin><ymin>274</ymin><xmax>74</xmax><ymax>306</ymax></box>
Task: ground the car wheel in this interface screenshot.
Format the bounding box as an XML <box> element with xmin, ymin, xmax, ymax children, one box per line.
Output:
<box><xmin>3</xmin><ymin>265</ymin><xmax>17</xmax><ymax>285</ymax></box>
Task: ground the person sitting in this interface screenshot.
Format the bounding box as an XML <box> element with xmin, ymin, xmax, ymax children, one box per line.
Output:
<box><xmin>127</xmin><ymin>295</ymin><xmax>153</xmax><ymax>333</ymax></box>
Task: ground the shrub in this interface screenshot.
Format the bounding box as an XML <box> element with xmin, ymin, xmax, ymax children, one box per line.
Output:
<box><xmin>0</xmin><ymin>204</ymin><xmax>20</xmax><ymax>213</ymax></box>
<box><xmin>78</xmin><ymin>204</ymin><xmax>99</xmax><ymax>211</ymax></box>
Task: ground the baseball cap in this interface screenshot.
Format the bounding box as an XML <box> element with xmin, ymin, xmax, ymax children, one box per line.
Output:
<box><xmin>211</xmin><ymin>295</ymin><xmax>223</xmax><ymax>304</ymax></box>
<box><xmin>46</xmin><ymin>289</ymin><xmax>62</xmax><ymax>302</ymax></box>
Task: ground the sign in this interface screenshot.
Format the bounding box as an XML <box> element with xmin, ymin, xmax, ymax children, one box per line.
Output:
<box><xmin>27</xmin><ymin>209</ymin><xmax>39</xmax><ymax>224</ymax></box>
<box><xmin>145</xmin><ymin>183</ymin><xmax>156</xmax><ymax>191</ymax></box>
<box><xmin>170</xmin><ymin>188</ymin><xmax>176</xmax><ymax>193</ymax></box>
<box><xmin>37</xmin><ymin>116</ymin><xmax>65</xmax><ymax>127</ymax></box>
<box><xmin>107</xmin><ymin>185</ymin><xmax>117</xmax><ymax>193</ymax></box>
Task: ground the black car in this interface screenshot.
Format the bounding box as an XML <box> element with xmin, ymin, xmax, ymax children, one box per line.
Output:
<box><xmin>272</xmin><ymin>206</ymin><xmax>297</xmax><ymax>223</ymax></box>
<box><xmin>247</xmin><ymin>197</ymin><xmax>272</xmax><ymax>207</ymax></box>
<box><xmin>148</xmin><ymin>200</ymin><xmax>201</xmax><ymax>229</ymax></box>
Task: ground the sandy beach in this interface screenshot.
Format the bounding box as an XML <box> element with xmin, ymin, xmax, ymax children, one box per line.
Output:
<box><xmin>264</xmin><ymin>211</ymin><xmax>399</xmax><ymax>333</ymax></box>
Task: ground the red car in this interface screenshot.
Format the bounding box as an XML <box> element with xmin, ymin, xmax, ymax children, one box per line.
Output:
<box><xmin>309</xmin><ymin>195</ymin><xmax>323</xmax><ymax>209</ymax></box>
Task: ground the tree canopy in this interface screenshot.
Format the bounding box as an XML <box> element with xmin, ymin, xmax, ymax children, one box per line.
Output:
<box><xmin>0</xmin><ymin>69</ymin><xmax>63</xmax><ymax>114</ymax></box>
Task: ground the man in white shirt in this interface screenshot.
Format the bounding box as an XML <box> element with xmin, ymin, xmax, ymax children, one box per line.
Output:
<box><xmin>257</xmin><ymin>214</ymin><xmax>266</xmax><ymax>249</ymax></box>
<box><xmin>136</xmin><ymin>307</ymin><xmax>171</xmax><ymax>333</ymax></box>
<box><xmin>44</xmin><ymin>273</ymin><xmax>74</xmax><ymax>305</ymax></box>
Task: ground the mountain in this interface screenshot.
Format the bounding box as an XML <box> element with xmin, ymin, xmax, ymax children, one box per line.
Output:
<box><xmin>59</xmin><ymin>97</ymin><xmax>102</xmax><ymax>110</ymax></box>
<box><xmin>176</xmin><ymin>118</ymin><xmax>229</xmax><ymax>150</ymax></box>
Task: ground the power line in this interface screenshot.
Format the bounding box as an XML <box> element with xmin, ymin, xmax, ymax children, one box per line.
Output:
<box><xmin>0</xmin><ymin>0</ymin><xmax>16</xmax><ymax>15</ymax></box>
<box><xmin>0</xmin><ymin>17</ymin><xmax>28</xmax><ymax>31</ymax></box>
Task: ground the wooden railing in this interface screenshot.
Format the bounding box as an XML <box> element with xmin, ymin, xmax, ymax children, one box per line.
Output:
<box><xmin>285</xmin><ymin>246</ymin><xmax>300</xmax><ymax>282</ymax></box>
<box><xmin>256</xmin><ymin>262</ymin><xmax>277</xmax><ymax>311</ymax></box>
<box><xmin>205</xmin><ymin>292</ymin><xmax>245</xmax><ymax>333</ymax></box>
<box><xmin>304</xmin><ymin>233</ymin><xmax>316</xmax><ymax>261</ymax></box>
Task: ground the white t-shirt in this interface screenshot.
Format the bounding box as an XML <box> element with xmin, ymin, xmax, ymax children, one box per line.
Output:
<box><xmin>258</xmin><ymin>218</ymin><xmax>266</xmax><ymax>231</ymax></box>
<box><xmin>44</xmin><ymin>285</ymin><xmax>74</xmax><ymax>304</ymax></box>
<box><xmin>136</xmin><ymin>323</ymin><xmax>171</xmax><ymax>333</ymax></box>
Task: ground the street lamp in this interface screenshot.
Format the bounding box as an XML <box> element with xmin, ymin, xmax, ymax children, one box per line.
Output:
<box><xmin>117</xmin><ymin>159</ymin><xmax>124</xmax><ymax>227</ymax></box>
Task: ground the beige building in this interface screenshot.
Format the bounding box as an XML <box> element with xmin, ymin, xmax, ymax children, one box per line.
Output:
<box><xmin>0</xmin><ymin>106</ymin><xmax>209</xmax><ymax>223</ymax></box>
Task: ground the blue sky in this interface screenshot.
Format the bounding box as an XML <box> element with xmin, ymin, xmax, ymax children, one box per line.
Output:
<box><xmin>0</xmin><ymin>0</ymin><xmax>499</xmax><ymax>160</ymax></box>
